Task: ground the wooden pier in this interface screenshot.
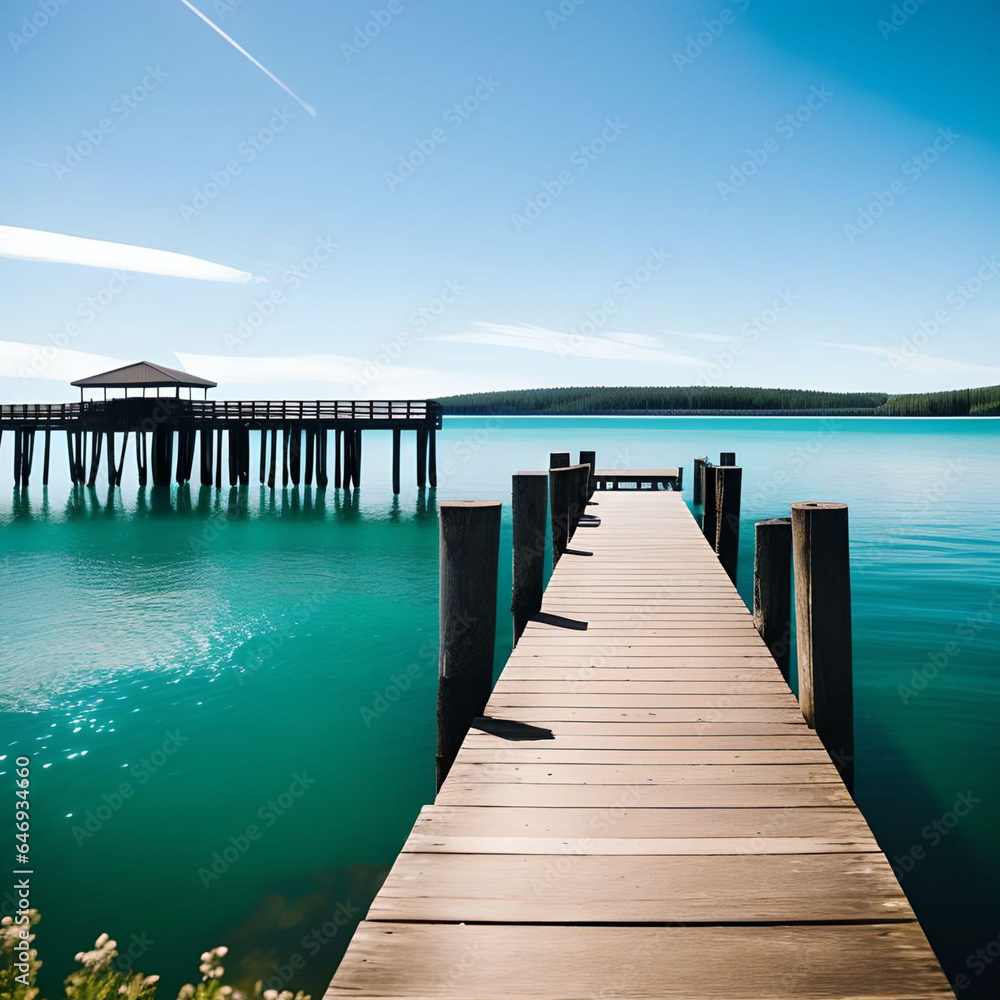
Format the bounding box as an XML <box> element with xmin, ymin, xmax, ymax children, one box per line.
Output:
<box><xmin>0</xmin><ymin>363</ymin><xmax>442</xmax><ymax>492</ymax></box>
<box><xmin>327</xmin><ymin>483</ymin><xmax>950</xmax><ymax>998</ymax></box>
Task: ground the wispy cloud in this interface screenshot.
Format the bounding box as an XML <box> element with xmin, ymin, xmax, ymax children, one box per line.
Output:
<box><xmin>0</xmin><ymin>225</ymin><xmax>255</xmax><ymax>283</ymax></box>
<box><xmin>178</xmin><ymin>0</ymin><xmax>317</xmax><ymax>117</ymax></box>
<box><xmin>174</xmin><ymin>351</ymin><xmax>554</xmax><ymax>398</ymax></box>
<box><xmin>0</xmin><ymin>341</ymin><xmax>125</xmax><ymax>381</ymax></box>
<box><xmin>657</xmin><ymin>329</ymin><xmax>735</xmax><ymax>343</ymax></box>
<box><xmin>823</xmin><ymin>342</ymin><xmax>1000</xmax><ymax>381</ymax></box>
<box><xmin>427</xmin><ymin>322</ymin><xmax>706</xmax><ymax>365</ymax></box>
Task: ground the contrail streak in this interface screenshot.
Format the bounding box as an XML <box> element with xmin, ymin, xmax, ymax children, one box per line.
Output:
<box><xmin>177</xmin><ymin>0</ymin><xmax>317</xmax><ymax>117</ymax></box>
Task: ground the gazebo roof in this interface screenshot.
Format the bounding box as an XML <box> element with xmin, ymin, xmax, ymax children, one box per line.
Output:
<box><xmin>71</xmin><ymin>361</ymin><xmax>217</xmax><ymax>390</ymax></box>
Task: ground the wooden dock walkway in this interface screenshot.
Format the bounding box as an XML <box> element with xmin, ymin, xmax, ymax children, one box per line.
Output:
<box><xmin>327</xmin><ymin>489</ymin><xmax>951</xmax><ymax>999</ymax></box>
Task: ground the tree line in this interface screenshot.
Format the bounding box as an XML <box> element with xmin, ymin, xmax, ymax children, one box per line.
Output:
<box><xmin>436</xmin><ymin>384</ymin><xmax>1000</xmax><ymax>416</ymax></box>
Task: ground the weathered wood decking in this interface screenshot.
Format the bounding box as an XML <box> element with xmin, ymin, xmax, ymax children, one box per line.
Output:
<box><xmin>328</xmin><ymin>490</ymin><xmax>950</xmax><ymax>999</ymax></box>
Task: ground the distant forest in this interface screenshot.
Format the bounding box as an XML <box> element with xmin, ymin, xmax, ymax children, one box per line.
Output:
<box><xmin>437</xmin><ymin>385</ymin><xmax>1000</xmax><ymax>417</ymax></box>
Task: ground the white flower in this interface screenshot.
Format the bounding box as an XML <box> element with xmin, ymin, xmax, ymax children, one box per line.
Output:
<box><xmin>215</xmin><ymin>946</ymin><xmax>229</xmax><ymax>958</ymax></box>
<box><xmin>144</xmin><ymin>975</ymin><xmax>160</xmax><ymax>985</ymax></box>
<box><xmin>263</xmin><ymin>991</ymin><xmax>279</xmax><ymax>1000</ymax></box>
<box><xmin>96</xmin><ymin>933</ymin><xmax>110</xmax><ymax>948</ymax></box>
<box><xmin>201</xmin><ymin>952</ymin><xmax>213</xmax><ymax>962</ymax></box>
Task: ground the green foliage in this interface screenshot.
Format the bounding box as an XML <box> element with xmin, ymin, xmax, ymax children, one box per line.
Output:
<box><xmin>0</xmin><ymin>916</ymin><xmax>310</xmax><ymax>1000</ymax></box>
<box><xmin>437</xmin><ymin>384</ymin><xmax>1000</xmax><ymax>416</ymax></box>
<box><xmin>437</xmin><ymin>386</ymin><xmax>889</xmax><ymax>414</ymax></box>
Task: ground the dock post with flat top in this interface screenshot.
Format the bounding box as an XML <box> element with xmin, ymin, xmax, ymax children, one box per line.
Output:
<box><xmin>715</xmin><ymin>465</ymin><xmax>742</xmax><ymax>583</ymax></box>
<box><xmin>754</xmin><ymin>516</ymin><xmax>792</xmax><ymax>682</ymax></box>
<box><xmin>792</xmin><ymin>501</ymin><xmax>854</xmax><ymax>791</ymax></box>
<box><xmin>437</xmin><ymin>500</ymin><xmax>501</xmax><ymax>790</ymax></box>
<box><xmin>512</xmin><ymin>472</ymin><xmax>547</xmax><ymax>645</ymax></box>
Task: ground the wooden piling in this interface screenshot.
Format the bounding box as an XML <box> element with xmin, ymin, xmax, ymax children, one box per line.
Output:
<box><xmin>342</xmin><ymin>429</ymin><xmax>353</xmax><ymax>490</ymax></box>
<box><xmin>115</xmin><ymin>431</ymin><xmax>129</xmax><ymax>487</ymax></box>
<box><xmin>753</xmin><ymin>517</ymin><xmax>792</xmax><ymax>682</ymax></box>
<box><xmin>304</xmin><ymin>428</ymin><xmax>315</xmax><ymax>485</ymax></box>
<box><xmin>290</xmin><ymin>426</ymin><xmax>302</xmax><ymax>486</ymax></box>
<box><xmin>512</xmin><ymin>472</ymin><xmax>547</xmax><ymax>645</ymax></box>
<box><xmin>13</xmin><ymin>429</ymin><xmax>22</xmax><ymax>488</ymax></box>
<box><xmin>214</xmin><ymin>430</ymin><xmax>223</xmax><ymax>489</ymax></box>
<box><xmin>352</xmin><ymin>429</ymin><xmax>362</xmax><ymax>487</ymax></box>
<box><xmin>268</xmin><ymin>428</ymin><xmax>278</xmax><ymax>489</ymax></box>
<box><xmin>136</xmin><ymin>431</ymin><xmax>147</xmax><ymax>487</ymax></box>
<box><xmin>239</xmin><ymin>428</ymin><xmax>250</xmax><ymax>486</ymax></box>
<box><xmin>437</xmin><ymin>500</ymin><xmax>501</xmax><ymax>790</ymax></box>
<box><xmin>259</xmin><ymin>430</ymin><xmax>267</xmax><ymax>484</ymax></box>
<box><xmin>88</xmin><ymin>430</ymin><xmax>103</xmax><ymax>488</ymax></box>
<box><xmin>334</xmin><ymin>429</ymin><xmax>342</xmax><ymax>489</ymax></box>
<box><xmin>282</xmin><ymin>426</ymin><xmax>290</xmax><ymax>488</ymax></box>
<box><xmin>549</xmin><ymin>466</ymin><xmax>573</xmax><ymax>566</ymax></box>
<box><xmin>42</xmin><ymin>429</ymin><xmax>51</xmax><ymax>487</ymax></box>
<box><xmin>106</xmin><ymin>431</ymin><xmax>116</xmax><ymax>486</ymax></box>
<box><xmin>316</xmin><ymin>431</ymin><xmax>328</xmax><ymax>488</ymax></box>
<box><xmin>200</xmin><ymin>429</ymin><xmax>213</xmax><ymax>486</ymax></box>
<box><xmin>720</xmin><ymin>451</ymin><xmax>736</xmax><ymax>465</ymax></box>
<box><xmin>228</xmin><ymin>429</ymin><xmax>239</xmax><ymax>487</ymax></box>
<box><xmin>416</xmin><ymin>428</ymin><xmax>428</xmax><ymax>488</ymax></box>
<box><xmin>428</xmin><ymin>427</ymin><xmax>437</xmax><ymax>488</ymax></box>
<box><xmin>792</xmin><ymin>501</ymin><xmax>854</xmax><ymax>791</ymax></box>
<box><xmin>579</xmin><ymin>451</ymin><xmax>596</xmax><ymax>499</ymax></box>
<box><xmin>715</xmin><ymin>465</ymin><xmax>742</xmax><ymax>583</ymax></box>
<box><xmin>392</xmin><ymin>429</ymin><xmax>401</xmax><ymax>495</ymax></box>
<box><xmin>693</xmin><ymin>457</ymin><xmax>707</xmax><ymax>505</ymax></box>
<box><xmin>549</xmin><ymin>451</ymin><xmax>570</xmax><ymax>470</ymax></box>
<box><xmin>702</xmin><ymin>465</ymin><xmax>719</xmax><ymax>546</ymax></box>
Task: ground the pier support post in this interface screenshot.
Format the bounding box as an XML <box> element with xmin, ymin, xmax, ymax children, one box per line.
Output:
<box><xmin>428</xmin><ymin>427</ymin><xmax>437</xmax><ymax>487</ymax></box>
<box><xmin>238</xmin><ymin>428</ymin><xmax>250</xmax><ymax>486</ymax></box>
<box><xmin>549</xmin><ymin>466</ymin><xmax>572</xmax><ymax>566</ymax></box>
<box><xmin>342</xmin><ymin>430</ymin><xmax>353</xmax><ymax>490</ymax></box>
<box><xmin>289</xmin><ymin>426</ymin><xmax>301</xmax><ymax>486</ymax></box>
<box><xmin>42</xmin><ymin>429</ymin><xmax>51</xmax><ymax>487</ymax></box>
<box><xmin>512</xmin><ymin>472</ymin><xmax>547</xmax><ymax>645</ymax></box>
<box><xmin>437</xmin><ymin>500</ymin><xmax>501</xmax><ymax>790</ymax></box>
<box><xmin>753</xmin><ymin>517</ymin><xmax>792</xmax><ymax>682</ymax></box>
<box><xmin>136</xmin><ymin>432</ymin><xmax>147</xmax><ymax>487</ymax></box>
<box><xmin>693</xmin><ymin>457</ymin><xmax>707</xmax><ymax>506</ymax></box>
<box><xmin>227</xmin><ymin>429</ymin><xmax>238</xmax><ymax>487</ymax></box>
<box><xmin>316</xmin><ymin>430</ymin><xmax>328</xmax><ymax>488</ymax></box>
<box><xmin>715</xmin><ymin>465</ymin><xmax>742</xmax><ymax>583</ymax></box>
<box><xmin>334</xmin><ymin>429</ymin><xmax>342</xmax><ymax>489</ymax></box>
<box><xmin>721</xmin><ymin>451</ymin><xmax>736</xmax><ymax>466</ymax></box>
<box><xmin>792</xmin><ymin>501</ymin><xmax>854</xmax><ymax>791</ymax></box>
<box><xmin>392</xmin><ymin>429</ymin><xmax>401</xmax><ymax>495</ymax></box>
<box><xmin>304</xmin><ymin>428</ymin><xmax>315</xmax><ymax>485</ymax></box>
<box><xmin>115</xmin><ymin>431</ymin><xmax>128</xmax><ymax>487</ymax></box>
<box><xmin>88</xmin><ymin>430</ymin><xmax>104</xmax><ymax>488</ymax></box>
<box><xmin>702</xmin><ymin>465</ymin><xmax>719</xmax><ymax>546</ymax></box>
<box><xmin>281</xmin><ymin>427</ymin><xmax>290</xmax><ymax>488</ymax></box>
<box><xmin>549</xmin><ymin>451</ymin><xmax>570</xmax><ymax>470</ymax></box>
<box><xmin>579</xmin><ymin>451</ymin><xmax>596</xmax><ymax>499</ymax></box>
<box><xmin>200</xmin><ymin>430</ymin><xmax>213</xmax><ymax>486</ymax></box>
<box><xmin>107</xmin><ymin>431</ymin><xmax>116</xmax><ymax>486</ymax></box>
<box><xmin>268</xmin><ymin>428</ymin><xmax>277</xmax><ymax>489</ymax></box>
<box><xmin>13</xmin><ymin>429</ymin><xmax>22</xmax><ymax>488</ymax></box>
<box><xmin>416</xmin><ymin>428</ymin><xmax>428</xmax><ymax>488</ymax></box>
<box><xmin>259</xmin><ymin>430</ymin><xmax>267</xmax><ymax>484</ymax></box>
<box><xmin>352</xmin><ymin>429</ymin><xmax>362</xmax><ymax>487</ymax></box>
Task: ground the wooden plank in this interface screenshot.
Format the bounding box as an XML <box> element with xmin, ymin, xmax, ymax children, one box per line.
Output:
<box><xmin>369</xmin><ymin>852</ymin><xmax>914</xmax><ymax>923</ymax></box>
<box><xmin>444</xmin><ymin>762</ymin><xmax>844</xmax><ymax>784</ymax></box>
<box><xmin>328</xmin><ymin>922</ymin><xmax>952</xmax><ymax>999</ymax></box>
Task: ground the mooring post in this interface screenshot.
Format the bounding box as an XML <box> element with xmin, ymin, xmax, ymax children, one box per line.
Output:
<box><xmin>416</xmin><ymin>428</ymin><xmax>428</xmax><ymax>488</ymax></box>
<box><xmin>702</xmin><ymin>464</ymin><xmax>719</xmax><ymax>545</ymax></box>
<box><xmin>579</xmin><ymin>450</ymin><xmax>596</xmax><ymax>499</ymax></box>
<box><xmin>754</xmin><ymin>517</ymin><xmax>792</xmax><ymax>682</ymax></box>
<box><xmin>792</xmin><ymin>501</ymin><xmax>854</xmax><ymax>791</ymax></box>
<box><xmin>512</xmin><ymin>472</ymin><xmax>547</xmax><ymax>645</ymax></box>
<box><xmin>715</xmin><ymin>465</ymin><xmax>742</xmax><ymax>583</ymax></box>
<box><xmin>428</xmin><ymin>427</ymin><xmax>437</xmax><ymax>487</ymax></box>
<box><xmin>392</xmin><ymin>429</ymin><xmax>401</xmax><ymax>495</ymax></box>
<box><xmin>549</xmin><ymin>466</ymin><xmax>572</xmax><ymax>566</ymax></box>
<box><xmin>549</xmin><ymin>451</ymin><xmax>570</xmax><ymax>470</ymax></box>
<box><xmin>720</xmin><ymin>451</ymin><xmax>736</xmax><ymax>466</ymax></box>
<box><xmin>437</xmin><ymin>500</ymin><xmax>501</xmax><ymax>790</ymax></box>
<box><xmin>693</xmin><ymin>457</ymin><xmax>707</xmax><ymax>505</ymax></box>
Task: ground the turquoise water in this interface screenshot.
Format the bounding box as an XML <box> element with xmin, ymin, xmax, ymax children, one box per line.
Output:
<box><xmin>1</xmin><ymin>417</ymin><xmax>998</xmax><ymax>998</ymax></box>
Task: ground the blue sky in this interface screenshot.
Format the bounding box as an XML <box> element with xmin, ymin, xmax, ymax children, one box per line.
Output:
<box><xmin>2</xmin><ymin>0</ymin><xmax>1000</xmax><ymax>402</ymax></box>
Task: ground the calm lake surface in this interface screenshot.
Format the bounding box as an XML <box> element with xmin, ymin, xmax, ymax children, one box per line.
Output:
<box><xmin>1</xmin><ymin>417</ymin><xmax>998</xmax><ymax>998</ymax></box>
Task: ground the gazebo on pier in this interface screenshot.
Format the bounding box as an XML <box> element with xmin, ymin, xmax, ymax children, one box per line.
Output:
<box><xmin>71</xmin><ymin>361</ymin><xmax>218</xmax><ymax>401</ymax></box>
<box><xmin>1</xmin><ymin>363</ymin><xmax>441</xmax><ymax>492</ymax></box>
